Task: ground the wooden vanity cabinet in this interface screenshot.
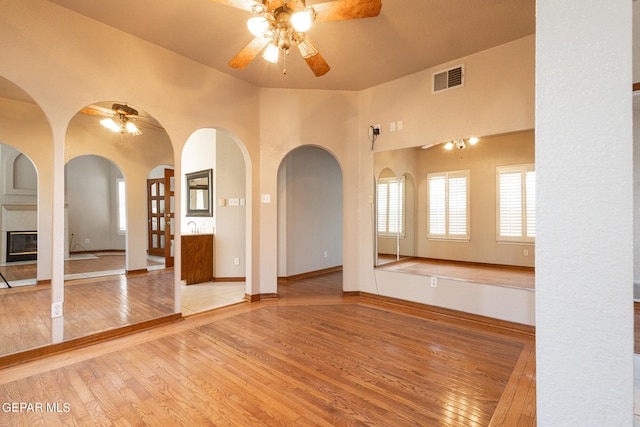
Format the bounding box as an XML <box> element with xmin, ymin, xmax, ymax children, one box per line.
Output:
<box><xmin>181</xmin><ymin>234</ymin><xmax>214</xmax><ymax>285</ymax></box>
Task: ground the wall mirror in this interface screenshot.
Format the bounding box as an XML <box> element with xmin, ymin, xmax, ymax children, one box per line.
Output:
<box><xmin>186</xmin><ymin>169</ymin><xmax>212</xmax><ymax>217</ymax></box>
<box><xmin>374</xmin><ymin>155</ymin><xmax>417</xmax><ymax>267</ymax></box>
<box><xmin>373</xmin><ymin>130</ymin><xmax>536</xmax><ymax>270</ymax></box>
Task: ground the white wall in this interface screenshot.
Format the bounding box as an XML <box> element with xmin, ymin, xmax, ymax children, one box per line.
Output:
<box><xmin>536</xmin><ymin>1</ymin><xmax>633</xmax><ymax>424</ymax></box>
<box><xmin>215</xmin><ymin>131</ymin><xmax>246</xmax><ymax>279</ymax></box>
<box><xmin>182</xmin><ymin>128</ymin><xmax>216</xmax><ymax>235</ymax></box>
<box><xmin>65</xmin><ymin>155</ymin><xmax>124</xmax><ymax>252</ymax></box>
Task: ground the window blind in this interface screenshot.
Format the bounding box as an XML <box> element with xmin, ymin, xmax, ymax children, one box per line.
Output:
<box><xmin>117</xmin><ymin>179</ymin><xmax>127</xmax><ymax>232</ymax></box>
<box><xmin>428</xmin><ymin>171</ymin><xmax>469</xmax><ymax>240</ymax></box>
<box><xmin>377</xmin><ymin>177</ymin><xmax>404</xmax><ymax>235</ymax></box>
<box><xmin>497</xmin><ymin>165</ymin><xmax>535</xmax><ymax>242</ymax></box>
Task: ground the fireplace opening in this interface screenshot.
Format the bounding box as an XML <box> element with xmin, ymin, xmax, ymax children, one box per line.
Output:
<box><xmin>6</xmin><ymin>231</ymin><xmax>37</xmax><ymax>262</ymax></box>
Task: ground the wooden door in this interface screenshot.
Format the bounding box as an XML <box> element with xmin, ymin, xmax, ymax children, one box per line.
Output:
<box><xmin>164</xmin><ymin>168</ymin><xmax>175</xmax><ymax>268</ymax></box>
<box><xmin>147</xmin><ymin>169</ymin><xmax>175</xmax><ymax>267</ymax></box>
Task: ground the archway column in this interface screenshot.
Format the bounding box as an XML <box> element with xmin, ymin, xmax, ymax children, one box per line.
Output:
<box><xmin>50</xmin><ymin>125</ymin><xmax>66</xmax><ymax>344</ymax></box>
<box><xmin>535</xmin><ymin>0</ymin><xmax>633</xmax><ymax>423</ymax></box>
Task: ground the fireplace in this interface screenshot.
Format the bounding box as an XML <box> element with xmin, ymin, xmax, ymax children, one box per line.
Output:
<box><xmin>6</xmin><ymin>231</ymin><xmax>37</xmax><ymax>262</ymax></box>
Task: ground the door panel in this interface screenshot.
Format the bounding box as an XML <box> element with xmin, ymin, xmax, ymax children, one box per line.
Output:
<box><xmin>164</xmin><ymin>168</ymin><xmax>175</xmax><ymax>268</ymax></box>
<box><xmin>147</xmin><ymin>168</ymin><xmax>175</xmax><ymax>267</ymax></box>
<box><xmin>147</xmin><ymin>178</ymin><xmax>165</xmax><ymax>257</ymax></box>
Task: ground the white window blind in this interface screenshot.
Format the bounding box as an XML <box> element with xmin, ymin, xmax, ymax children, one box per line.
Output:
<box><xmin>377</xmin><ymin>177</ymin><xmax>404</xmax><ymax>236</ymax></box>
<box><xmin>428</xmin><ymin>170</ymin><xmax>469</xmax><ymax>240</ymax></box>
<box><xmin>497</xmin><ymin>165</ymin><xmax>535</xmax><ymax>242</ymax></box>
<box><xmin>117</xmin><ymin>179</ymin><xmax>126</xmax><ymax>233</ymax></box>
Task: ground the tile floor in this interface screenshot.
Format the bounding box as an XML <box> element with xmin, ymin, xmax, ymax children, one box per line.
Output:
<box><xmin>180</xmin><ymin>281</ymin><xmax>246</xmax><ymax>315</ymax></box>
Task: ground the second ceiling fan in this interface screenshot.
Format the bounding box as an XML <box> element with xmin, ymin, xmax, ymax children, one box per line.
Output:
<box><xmin>211</xmin><ymin>0</ymin><xmax>382</xmax><ymax>77</ymax></box>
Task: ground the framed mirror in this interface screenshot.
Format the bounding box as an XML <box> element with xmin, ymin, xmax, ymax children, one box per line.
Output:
<box><xmin>186</xmin><ymin>169</ymin><xmax>212</xmax><ymax>217</ymax></box>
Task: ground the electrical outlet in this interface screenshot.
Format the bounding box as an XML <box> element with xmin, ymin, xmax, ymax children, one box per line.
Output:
<box><xmin>84</xmin><ymin>238</ymin><xmax>90</xmax><ymax>244</ymax></box>
<box><xmin>430</xmin><ymin>277</ymin><xmax>438</xmax><ymax>288</ymax></box>
<box><xmin>51</xmin><ymin>301</ymin><xmax>63</xmax><ymax>318</ymax></box>
<box><xmin>524</xmin><ymin>249</ymin><xmax>529</xmax><ymax>256</ymax></box>
<box><xmin>234</xmin><ymin>257</ymin><xmax>240</xmax><ymax>265</ymax></box>
<box><xmin>323</xmin><ymin>251</ymin><xmax>328</xmax><ymax>258</ymax></box>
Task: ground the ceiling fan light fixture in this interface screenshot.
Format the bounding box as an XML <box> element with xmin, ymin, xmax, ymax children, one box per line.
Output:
<box><xmin>468</xmin><ymin>137</ymin><xmax>479</xmax><ymax>145</ymax></box>
<box><xmin>291</xmin><ymin>9</ymin><xmax>314</xmax><ymax>32</ymax></box>
<box><xmin>247</xmin><ymin>16</ymin><xmax>269</xmax><ymax>37</ymax></box>
<box><xmin>250</xmin><ymin>1</ymin><xmax>265</xmax><ymax>14</ymax></box>
<box><xmin>263</xmin><ymin>43</ymin><xmax>279</xmax><ymax>63</ymax></box>
<box><xmin>297</xmin><ymin>38</ymin><xmax>318</xmax><ymax>58</ymax></box>
<box><xmin>100</xmin><ymin>118</ymin><xmax>120</xmax><ymax>132</ymax></box>
<box><xmin>443</xmin><ymin>141</ymin><xmax>454</xmax><ymax>150</ymax></box>
<box><xmin>125</xmin><ymin>121</ymin><xmax>141</xmax><ymax>135</ymax></box>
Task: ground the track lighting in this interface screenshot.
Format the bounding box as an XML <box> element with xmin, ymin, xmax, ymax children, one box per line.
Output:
<box><xmin>442</xmin><ymin>138</ymin><xmax>479</xmax><ymax>150</ymax></box>
<box><xmin>421</xmin><ymin>137</ymin><xmax>480</xmax><ymax>151</ymax></box>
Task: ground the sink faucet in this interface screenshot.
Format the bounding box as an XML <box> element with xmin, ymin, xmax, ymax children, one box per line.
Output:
<box><xmin>187</xmin><ymin>221</ymin><xmax>196</xmax><ymax>234</ymax></box>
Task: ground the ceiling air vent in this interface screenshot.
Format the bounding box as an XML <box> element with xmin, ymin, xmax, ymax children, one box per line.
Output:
<box><xmin>432</xmin><ymin>64</ymin><xmax>465</xmax><ymax>93</ymax></box>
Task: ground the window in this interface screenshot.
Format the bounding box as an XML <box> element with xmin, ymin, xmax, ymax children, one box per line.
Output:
<box><xmin>427</xmin><ymin>170</ymin><xmax>469</xmax><ymax>240</ymax></box>
<box><xmin>377</xmin><ymin>176</ymin><xmax>404</xmax><ymax>236</ymax></box>
<box><xmin>497</xmin><ymin>164</ymin><xmax>535</xmax><ymax>242</ymax></box>
<box><xmin>117</xmin><ymin>178</ymin><xmax>126</xmax><ymax>233</ymax></box>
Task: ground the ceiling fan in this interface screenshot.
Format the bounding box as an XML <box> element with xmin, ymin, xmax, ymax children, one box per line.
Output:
<box><xmin>211</xmin><ymin>0</ymin><xmax>382</xmax><ymax>77</ymax></box>
<box><xmin>79</xmin><ymin>103</ymin><xmax>163</xmax><ymax>136</ymax></box>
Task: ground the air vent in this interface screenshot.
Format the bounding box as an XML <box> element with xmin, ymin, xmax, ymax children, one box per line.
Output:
<box><xmin>433</xmin><ymin>64</ymin><xmax>465</xmax><ymax>93</ymax></box>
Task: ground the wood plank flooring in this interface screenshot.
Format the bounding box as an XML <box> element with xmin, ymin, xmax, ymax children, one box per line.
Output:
<box><xmin>0</xmin><ymin>271</ymin><xmax>536</xmax><ymax>426</ymax></box>
<box><xmin>0</xmin><ymin>253</ymin><xmax>163</xmax><ymax>282</ymax></box>
<box><xmin>0</xmin><ymin>268</ymin><xmax>174</xmax><ymax>356</ymax></box>
<box><xmin>377</xmin><ymin>257</ymin><xmax>535</xmax><ymax>289</ymax></box>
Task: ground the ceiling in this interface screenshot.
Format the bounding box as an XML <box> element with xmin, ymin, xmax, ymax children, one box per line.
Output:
<box><xmin>45</xmin><ymin>0</ymin><xmax>535</xmax><ymax>91</ymax></box>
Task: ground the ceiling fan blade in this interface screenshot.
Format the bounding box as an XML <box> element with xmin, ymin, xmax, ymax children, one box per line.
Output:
<box><xmin>229</xmin><ymin>37</ymin><xmax>271</xmax><ymax>69</ymax></box>
<box><xmin>135</xmin><ymin>119</ymin><xmax>164</xmax><ymax>131</ymax></box>
<box><xmin>303</xmin><ymin>51</ymin><xmax>331</xmax><ymax>77</ymax></box>
<box><xmin>79</xmin><ymin>104</ymin><xmax>114</xmax><ymax>117</ymax></box>
<box><xmin>313</xmin><ymin>0</ymin><xmax>382</xmax><ymax>22</ymax></box>
<box><xmin>206</xmin><ymin>0</ymin><xmax>258</xmax><ymax>12</ymax></box>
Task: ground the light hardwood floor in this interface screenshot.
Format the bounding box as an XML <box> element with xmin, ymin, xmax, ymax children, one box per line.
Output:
<box><xmin>376</xmin><ymin>257</ymin><xmax>535</xmax><ymax>289</ymax></box>
<box><xmin>0</xmin><ymin>271</ymin><xmax>536</xmax><ymax>426</ymax></box>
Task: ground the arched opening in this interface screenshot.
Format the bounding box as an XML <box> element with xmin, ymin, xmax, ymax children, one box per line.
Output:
<box><xmin>64</xmin><ymin>155</ymin><xmax>126</xmax><ymax>277</ymax></box>
<box><xmin>0</xmin><ymin>76</ymin><xmax>51</xmax><ymax>357</ymax></box>
<box><xmin>62</xmin><ymin>102</ymin><xmax>175</xmax><ymax>341</ymax></box>
<box><xmin>375</xmin><ymin>168</ymin><xmax>416</xmax><ymax>266</ymax></box>
<box><xmin>180</xmin><ymin>128</ymin><xmax>247</xmax><ymax>314</ymax></box>
<box><xmin>277</xmin><ymin>146</ymin><xmax>343</xmax><ymax>294</ymax></box>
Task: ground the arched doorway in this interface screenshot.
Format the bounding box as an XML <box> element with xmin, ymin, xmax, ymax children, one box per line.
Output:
<box><xmin>62</xmin><ymin>102</ymin><xmax>175</xmax><ymax>341</ymax></box>
<box><xmin>277</xmin><ymin>146</ymin><xmax>343</xmax><ymax>292</ymax></box>
<box><xmin>180</xmin><ymin>128</ymin><xmax>247</xmax><ymax>314</ymax></box>
<box><xmin>0</xmin><ymin>76</ymin><xmax>51</xmax><ymax>357</ymax></box>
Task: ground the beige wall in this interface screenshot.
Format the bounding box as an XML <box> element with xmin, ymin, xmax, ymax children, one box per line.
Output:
<box><xmin>419</xmin><ymin>131</ymin><xmax>534</xmax><ymax>266</ymax></box>
<box><xmin>0</xmin><ymin>1</ymin><xmax>262</xmax><ymax>313</ymax></box>
<box><xmin>0</xmin><ymin>1</ymin><xmax>535</xmax><ymax>325</ymax></box>
<box><xmin>374</xmin><ymin>131</ymin><xmax>535</xmax><ymax>267</ymax></box>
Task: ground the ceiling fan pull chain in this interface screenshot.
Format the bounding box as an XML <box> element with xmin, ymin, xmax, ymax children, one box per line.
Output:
<box><xmin>283</xmin><ymin>48</ymin><xmax>288</xmax><ymax>75</ymax></box>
